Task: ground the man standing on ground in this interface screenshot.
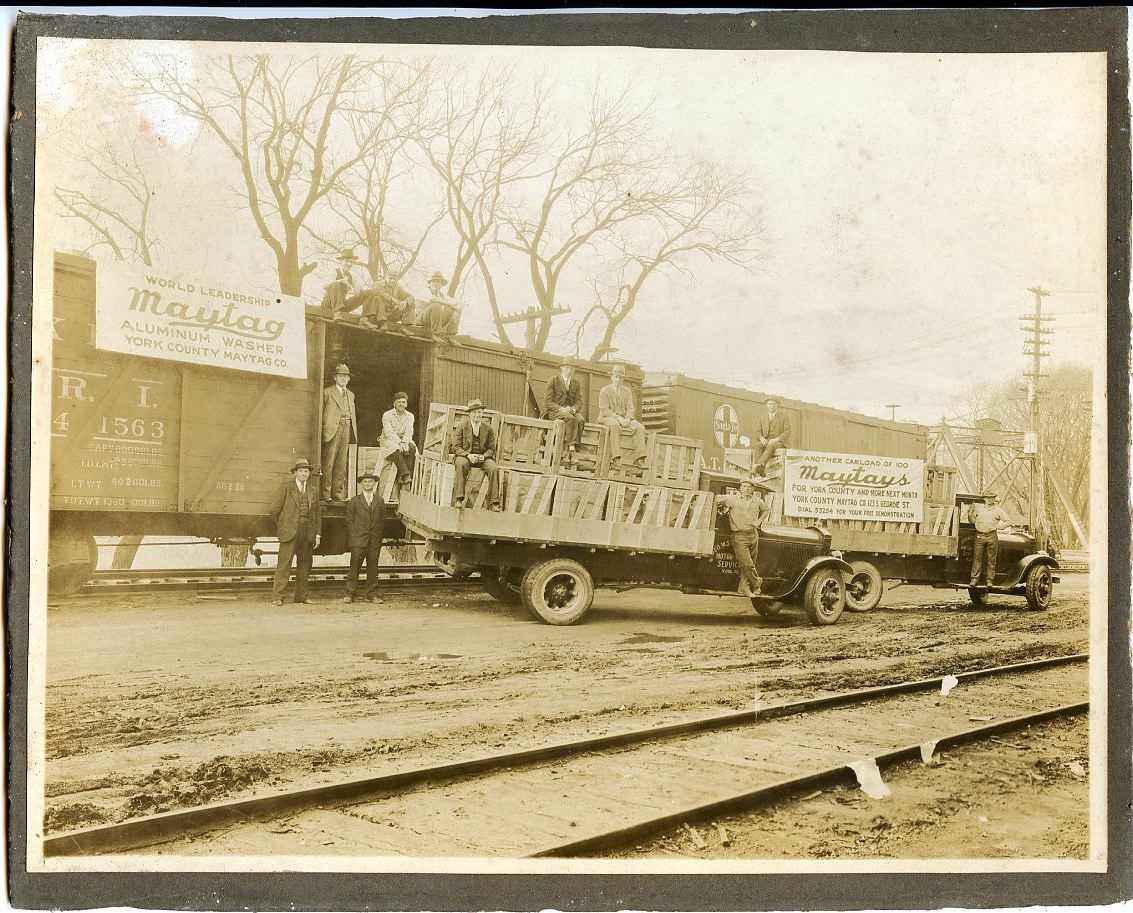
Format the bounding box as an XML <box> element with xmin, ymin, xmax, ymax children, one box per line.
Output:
<box><xmin>271</xmin><ymin>459</ymin><xmax>322</xmax><ymax>606</ymax></box>
<box><xmin>344</xmin><ymin>471</ymin><xmax>386</xmax><ymax>604</ymax></box>
<box><xmin>719</xmin><ymin>478</ymin><xmax>771</xmax><ymax>597</ymax></box>
<box><xmin>452</xmin><ymin>399</ymin><xmax>500</xmax><ymax>510</ymax></box>
<box><xmin>598</xmin><ymin>364</ymin><xmax>648</xmax><ymax>466</ymax></box>
<box><xmin>754</xmin><ymin>397</ymin><xmax>792</xmax><ymax>475</ymax></box>
<box><xmin>969</xmin><ymin>492</ymin><xmax>1012</xmax><ymax>589</ymax></box>
<box><xmin>542</xmin><ymin>356</ymin><xmax>584</xmax><ymax>468</ymax></box>
<box><xmin>377</xmin><ymin>392</ymin><xmax>417</xmax><ymax>487</ymax></box>
<box><xmin>321</xmin><ymin>364</ymin><xmax>358</xmax><ymax>501</ymax></box>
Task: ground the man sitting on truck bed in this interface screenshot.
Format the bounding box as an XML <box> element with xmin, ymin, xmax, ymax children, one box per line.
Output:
<box><xmin>719</xmin><ymin>478</ymin><xmax>771</xmax><ymax>597</ymax></box>
<box><xmin>598</xmin><ymin>364</ymin><xmax>648</xmax><ymax>466</ymax></box>
<box><xmin>542</xmin><ymin>356</ymin><xmax>584</xmax><ymax>468</ymax></box>
<box><xmin>754</xmin><ymin>397</ymin><xmax>792</xmax><ymax>476</ymax></box>
<box><xmin>452</xmin><ymin>399</ymin><xmax>501</xmax><ymax>510</ymax></box>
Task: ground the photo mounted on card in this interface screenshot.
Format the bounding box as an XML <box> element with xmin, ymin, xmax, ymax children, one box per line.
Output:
<box><xmin>8</xmin><ymin>8</ymin><xmax>1130</xmax><ymax>912</ymax></box>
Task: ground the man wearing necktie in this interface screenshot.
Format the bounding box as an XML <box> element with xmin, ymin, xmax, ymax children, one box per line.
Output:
<box><xmin>321</xmin><ymin>363</ymin><xmax>358</xmax><ymax>501</ymax></box>
<box><xmin>452</xmin><ymin>399</ymin><xmax>500</xmax><ymax>510</ymax></box>
<box><xmin>271</xmin><ymin>459</ymin><xmax>322</xmax><ymax>605</ymax></box>
<box><xmin>343</xmin><ymin>471</ymin><xmax>386</xmax><ymax>604</ymax></box>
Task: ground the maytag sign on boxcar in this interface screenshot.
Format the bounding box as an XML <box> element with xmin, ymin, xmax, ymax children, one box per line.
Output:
<box><xmin>782</xmin><ymin>449</ymin><xmax>926</xmax><ymax>523</ymax></box>
<box><xmin>95</xmin><ymin>260</ymin><xmax>308</xmax><ymax>379</ymax></box>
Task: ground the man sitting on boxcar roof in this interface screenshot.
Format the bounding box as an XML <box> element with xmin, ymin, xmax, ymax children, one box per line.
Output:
<box><xmin>452</xmin><ymin>399</ymin><xmax>500</xmax><ymax>511</ymax></box>
<box><xmin>359</xmin><ymin>275</ymin><xmax>417</xmax><ymax>332</ymax></box>
<box><xmin>320</xmin><ymin>248</ymin><xmax>358</xmax><ymax>317</ymax></box>
<box><xmin>542</xmin><ymin>356</ymin><xmax>584</xmax><ymax>469</ymax></box>
<box><xmin>417</xmin><ymin>271</ymin><xmax>463</xmax><ymax>336</ymax></box>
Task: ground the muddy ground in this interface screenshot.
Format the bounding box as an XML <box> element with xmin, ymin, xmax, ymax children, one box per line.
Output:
<box><xmin>42</xmin><ymin>573</ymin><xmax>1092</xmax><ymax>859</ymax></box>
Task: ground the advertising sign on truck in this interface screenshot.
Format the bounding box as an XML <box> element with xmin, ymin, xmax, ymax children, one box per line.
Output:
<box><xmin>782</xmin><ymin>449</ymin><xmax>926</xmax><ymax>524</ymax></box>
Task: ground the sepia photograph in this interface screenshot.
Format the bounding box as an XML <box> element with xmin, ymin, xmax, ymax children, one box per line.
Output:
<box><xmin>7</xmin><ymin>7</ymin><xmax>1130</xmax><ymax>911</ymax></box>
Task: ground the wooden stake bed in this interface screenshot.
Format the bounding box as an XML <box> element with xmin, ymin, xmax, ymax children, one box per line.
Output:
<box><xmin>397</xmin><ymin>490</ymin><xmax>716</xmax><ymax>557</ymax></box>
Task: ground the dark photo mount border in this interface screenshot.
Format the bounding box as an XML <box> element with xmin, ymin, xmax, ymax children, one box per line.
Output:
<box><xmin>7</xmin><ymin>8</ymin><xmax>1131</xmax><ymax>911</ymax></box>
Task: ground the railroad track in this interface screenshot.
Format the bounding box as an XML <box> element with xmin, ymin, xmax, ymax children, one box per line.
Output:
<box><xmin>44</xmin><ymin>653</ymin><xmax>1089</xmax><ymax>858</ymax></box>
<box><xmin>75</xmin><ymin>564</ymin><xmax>471</xmax><ymax>595</ymax></box>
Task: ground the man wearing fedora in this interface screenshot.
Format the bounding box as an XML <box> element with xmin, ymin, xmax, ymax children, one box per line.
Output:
<box><xmin>417</xmin><ymin>271</ymin><xmax>462</xmax><ymax>336</ymax></box>
<box><xmin>718</xmin><ymin>477</ymin><xmax>772</xmax><ymax>597</ymax></box>
<box><xmin>344</xmin><ymin>470</ymin><xmax>386</xmax><ymax>604</ymax></box>
<box><xmin>452</xmin><ymin>399</ymin><xmax>500</xmax><ymax>510</ymax></box>
<box><xmin>753</xmin><ymin>397</ymin><xmax>792</xmax><ymax>476</ymax></box>
<box><xmin>542</xmin><ymin>356</ymin><xmax>585</xmax><ymax>468</ymax></box>
<box><xmin>321</xmin><ymin>363</ymin><xmax>358</xmax><ymax>501</ymax></box>
<box><xmin>321</xmin><ymin>248</ymin><xmax>358</xmax><ymax>317</ymax></box>
<box><xmin>598</xmin><ymin>364</ymin><xmax>648</xmax><ymax>466</ymax></box>
<box><xmin>271</xmin><ymin>458</ymin><xmax>322</xmax><ymax>605</ymax></box>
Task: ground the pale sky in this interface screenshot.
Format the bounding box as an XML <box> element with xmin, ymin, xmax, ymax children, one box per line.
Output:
<box><xmin>36</xmin><ymin>38</ymin><xmax>1107</xmax><ymax>426</ymax></box>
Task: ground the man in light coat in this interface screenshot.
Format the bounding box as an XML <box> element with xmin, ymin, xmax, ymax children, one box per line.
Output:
<box><xmin>375</xmin><ymin>392</ymin><xmax>417</xmax><ymax>487</ymax></box>
<box><xmin>598</xmin><ymin>364</ymin><xmax>648</xmax><ymax>465</ymax></box>
<box><xmin>321</xmin><ymin>363</ymin><xmax>358</xmax><ymax>501</ymax></box>
<box><xmin>271</xmin><ymin>458</ymin><xmax>322</xmax><ymax>605</ymax></box>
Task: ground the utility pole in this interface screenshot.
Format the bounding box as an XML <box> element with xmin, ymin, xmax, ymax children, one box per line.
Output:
<box><xmin>885</xmin><ymin>403</ymin><xmax>901</xmax><ymax>422</ymax></box>
<box><xmin>1020</xmin><ymin>286</ymin><xmax>1053</xmax><ymax>544</ymax></box>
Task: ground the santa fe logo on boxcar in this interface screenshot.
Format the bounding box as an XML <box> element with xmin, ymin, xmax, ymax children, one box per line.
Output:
<box><xmin>713</xmin><ymin>403</ymin><xmax>739</xmax><ymax>448</ymax></box>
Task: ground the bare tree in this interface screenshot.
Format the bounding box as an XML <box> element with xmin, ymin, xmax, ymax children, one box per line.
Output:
<box><xmin>54</xmin><ymin>127</ymin><xmax>160</xmax><ymax>266</ymax></box>
<box><xmin>419</xmin><ymin>66</ymin><xmax>551</xmax><ymax>345</ymax></box>
<box><xmin>132</xmin><ymin>53</ymin><xmax>426</xmax><ymax>296</ymax></box>
<box><xmin>577</xmin><ymin>157</ymin><xmax>761</xmax><ymax>360</ymax></box>
<box><xmin>497</xmin><ymin>85</ymin><xmax>669</xmax><ymax>351</ymax></box>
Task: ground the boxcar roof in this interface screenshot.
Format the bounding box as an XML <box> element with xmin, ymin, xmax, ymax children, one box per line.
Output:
<box><xmin>644</xmin><ymin>370</ymin><xmax>927</xmax><ymax>434</ymax></box>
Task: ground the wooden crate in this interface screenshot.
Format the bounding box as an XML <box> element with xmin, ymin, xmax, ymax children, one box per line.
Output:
<box><xmin>647</xmin><ymin>434</ymin><xmax>702</xmax><ymax>490</ymax></box>
<box><xmin>558</xmin><ymin>422</ymin><xmax>610</xmax><ymax>479</ymax></box>
<box><xmin>422</xmin><ymin>403</ymin><xmax>502</xmax><ymax>462</ymax></box>
<box><xmin>553</xmin><ymin>477</ymin><xmax>613</xmax><ymax>521</ymax></box>
<box><xmin>660</xmin><ymin>488</ymin><xmax>716</xmax><ymax>531</ymax></box>
<box><xmin>347</xmin><ymin>445</ymin><xmax>386</xmax><ymax>499</ymax></box>
<box><xmin>502</xmin><ymin>470</ymin><xmax>558</xmax><ymax>516</ymax></box>
<box><xmin>606</xmin><ymin>482</ymin><xmax>667</xmax><ymax>526</ymax></box>
<box><xmin>412</xmin><ymin>454</ymin><xmax>495</xmax><ymax>509</ymax></box>
<box><xmin>604</xmin><ymin>429</ymin><xmax>658</xmax><ymax>483</ymax></box>
<box><xmin>497</xmin><ymin>414</ymin><xmax>561</xmax><ymax>473</ymax></box>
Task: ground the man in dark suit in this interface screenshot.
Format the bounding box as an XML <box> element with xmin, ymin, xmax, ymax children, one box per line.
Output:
<box><xmin>754</xmin><ymin>396</ymin><xmax>792</xmax><ymax>475</ymax></box>
<box><xmin>271</xmin><ymin>458</ymin><xmax>322</xmax><ymax>605</ymax></box>
<box><xmin>452</xmin><ymin>399</ymin><xmax>500</xmax><ymax>510</ymax></box>
<box><xmin>321</xmin><ymin>363</ymin><xmax>358</xmax><ymax>501</ymax></box>
<box><xmin>344</xmin><ymin>471</ymin><xmax>386</xmax><ymax>604</ymax></box>
<box><xmin>542</xmin><ymin>356</ymin><xmax>584</xmax><ymax>467</ymax></box>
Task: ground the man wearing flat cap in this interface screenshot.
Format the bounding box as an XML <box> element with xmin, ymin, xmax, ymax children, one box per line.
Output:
<box><xmin>271</xmin><ymin>459</ymin><xmax>322</xmax><ymax>606</ymax></box>
<box><xmin>322</xmin><ymin>363</ymin><xmax>358</xmax><ymax>501</ymax></box>
<box><xmin>344</xmin><ymin>471</ymin><xmax>386</xmax><ymax>604</ymax></box>
<box><xmin>542</xmin><ymin>356</ymin><xmax>585</xmax><ymax>468</ymax></box>
<box><xmin>417</xmin><ymin>271</ymin><xmax>462</xmax><ymax>336</ymax></box>
<box><xmin>718</xmin><ymin>477</ymin><xmax>772</xmax><ymax>597</ymax></box>
<box><xmin>452</xmin><ymin>399</ymin><xmax>500</xmax><ymax>510</ymax></box>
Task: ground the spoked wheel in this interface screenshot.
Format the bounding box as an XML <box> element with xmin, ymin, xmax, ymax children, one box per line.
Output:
<box><xmin>482</xmin><ymin>573</ymin><xmax>521</xmax><ymax>605</ymax></box>
<box><xmin>520</xmin><ymin>559</ymin><xmax>595</xmax><ymax>625</ymax></box>
<box><xmin>750</xmin><ymin>598</ymin><xmax>784</xmax><ymax>617</ymax></box>
<box><xmin>1024</xmin><ymin>564</ymin><xmax>1054</xmax><ymax>611</ymax></box>
<box><xmin>803</xmin><ymin>567</ymin><xmax>845</xmax><ymax>626</ymax></box>
<box><xmin>968</xmin><ymin>586</ymin><xmax>989</xmax><ymax>609</ymax></box>
<box><xmin>843</xmin><ymin>561</ymin><xmax>884</xmax><ymax>612</ymax></box>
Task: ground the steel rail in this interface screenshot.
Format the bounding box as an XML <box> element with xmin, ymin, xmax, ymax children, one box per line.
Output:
<box><xmin>43</xmin><ymin>652</ymin><xmax>1087</xmax><ymax>857</ymax></box>
<box><xmin>529</xmin><ymin>700</ymin><xmax>1089</xmax><ymax>857</ymax></box>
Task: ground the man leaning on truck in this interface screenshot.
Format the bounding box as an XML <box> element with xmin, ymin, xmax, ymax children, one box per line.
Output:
<box><xmin>969</xmin><ymin>492</ymin><xmax>1012</xmax><ymax>589</ymax></box>
<box><xmin>719</xmin><ymin>478</ymin><xmax>771</xmax><ymax>597</ymax></box>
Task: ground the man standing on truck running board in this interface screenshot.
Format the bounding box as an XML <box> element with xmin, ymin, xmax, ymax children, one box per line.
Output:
<box><xmin>321</xmin><ymin>364</ymin><xmax>358</xmax><ymax>501</ymax></box>
<box><xmin>719</xmin><ymin>478</ymin><xmax>771</xmax><ymax>597</ymax></box>
<box><xmin>969</xmin><ymin>492</ymin><xmax>1012</xmax><ymax>589</ymax></box>
<box><xmin>753</xmin><ymin>396</ymin><xmax>792</xmax><ymax>476</ymax></box>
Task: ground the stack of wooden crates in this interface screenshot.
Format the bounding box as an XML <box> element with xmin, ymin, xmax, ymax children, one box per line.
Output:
<box><xmin>411</xmin><ymin>403</ymin><xmax>715</xmax><ymax>545</ymax></box>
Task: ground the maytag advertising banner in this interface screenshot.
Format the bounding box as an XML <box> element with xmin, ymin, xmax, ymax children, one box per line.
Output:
<box><xmin>782</xmin><ymin>449</ymin><xmax>925</xmax><ymax>523</ymax></box>
<box><xmin>94</xmin><ymin>261</ymin><xmax>308</xmax><ymax>378</ymax></box>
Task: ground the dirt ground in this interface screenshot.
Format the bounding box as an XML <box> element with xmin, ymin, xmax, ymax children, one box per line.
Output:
<box><xmin>42</xmin><ymin>572</ymin><xmax>1092</xmax><ymax>858</ymax></box>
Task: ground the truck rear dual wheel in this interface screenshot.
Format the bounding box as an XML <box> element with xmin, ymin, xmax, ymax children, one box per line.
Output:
<box><xmin>803</xmin><ymin>567</ymin><xmax>846</xmax><ymax>626</ymax></box>
<box><xmin>520</xmin><ymin>558</ymin><xmax>595</xmax><ymax>625</ymax></box>
<box><xmin>843</xmin><ymin>561</ymin><xmax>884</xmax><ymax>612</ymax></box>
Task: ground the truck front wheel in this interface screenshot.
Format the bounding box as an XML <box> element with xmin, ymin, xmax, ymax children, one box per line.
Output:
<box><xmin>803</xmin><ymin>567</ymin><xmax>846</xmax><ymax>626</ymax></box>
<box><xmin>844</xmin><ymin>560</ymin><xmax>883</xmax><ymax>612</ymax></box>
<box><xmin>520</xmin><ymin>558</ymin><xmax>594</xmax><ymax>625</ymax></box>
<box><xmin>1024</xmin><ymin>564</ymin><xmax>1054</xmax><ymax>611</ymax></box>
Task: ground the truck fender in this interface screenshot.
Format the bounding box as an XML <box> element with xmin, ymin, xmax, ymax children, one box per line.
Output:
<box><xmin>1006</xmin><ymin>552</ymin><xmax>1060</xmax><ymax>587</ymax></box>
<box><xmin>782</xmin><ymin>555</ymin><xmax>854</xmax><ymax>598</ymax></box>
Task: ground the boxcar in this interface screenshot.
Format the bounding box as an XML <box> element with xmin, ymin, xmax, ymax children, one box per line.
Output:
<box><xmin>642</xmin><ymin>372</ymin><xmax>928</xmax><ymax>472</ymax></box>
<box><xmin>47</xmin><ymin>253</ymin><xmax>641</xmax><ymax>590</ymax></box>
